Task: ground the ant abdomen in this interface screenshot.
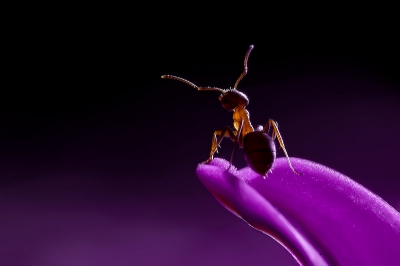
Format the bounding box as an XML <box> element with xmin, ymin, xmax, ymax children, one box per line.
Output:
<box><xmin>243</xmin><ymin>132</ymin><xmax>276</xmax><ymax>176</ymax></box>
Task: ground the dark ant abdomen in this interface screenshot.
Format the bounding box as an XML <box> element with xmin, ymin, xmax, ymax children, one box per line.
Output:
<box><xmin>243</xmin><ymin>132</ymin><xmax>276</xmax><ymax>176</ymax></box>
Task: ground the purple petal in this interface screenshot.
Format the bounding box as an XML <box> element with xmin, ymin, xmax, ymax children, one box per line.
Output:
<box><xmin>196</xmin><ymin>158</ymin><xmax>400</xmax><ymax>266</ymax></box>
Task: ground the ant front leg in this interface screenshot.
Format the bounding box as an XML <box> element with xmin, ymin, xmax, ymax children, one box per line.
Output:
<box><xmin>202</xmin><ymin>127</ymin><xmax>237</xmax><ymax>164</ymax></box>
<box><xmin>263</xmin><ymin>119</ymin><xmax>303</xmax><ymax>176</ymax></box>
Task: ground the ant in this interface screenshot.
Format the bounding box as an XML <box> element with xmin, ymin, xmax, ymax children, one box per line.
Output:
<box><xmin>161</xmin><ymin>45</ymin><xmax>302</xmax><ymax>178</ymax></box>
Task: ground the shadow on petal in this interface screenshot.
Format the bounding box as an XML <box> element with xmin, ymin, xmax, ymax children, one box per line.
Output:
<box><xmin>196</xmin><ymin>158</ymin><xmax>400</xmax><ymax>266</ymax></box>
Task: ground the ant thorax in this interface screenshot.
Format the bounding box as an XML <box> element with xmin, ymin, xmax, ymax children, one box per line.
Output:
<box><xmin>232</xmin><ymin>106</ymin><xmax>254</xmax><ymax>134</ymax></box>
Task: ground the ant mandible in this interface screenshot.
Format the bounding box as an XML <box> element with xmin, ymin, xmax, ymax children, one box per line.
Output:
<box><xmin>161</xmin><ymin>45</ymin><xmax>302</xmax><ymax>178</ymax></box>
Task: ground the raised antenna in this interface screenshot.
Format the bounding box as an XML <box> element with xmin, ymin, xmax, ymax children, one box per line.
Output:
<box><xmin>233</xmin><ymin>45</ymin><xmax>254</xmax><ymax>90</ymax></box>
<box><xmin>161</xmin><ymin>75</ymin><xmax>225</xmax><ymax>93</ymax></box>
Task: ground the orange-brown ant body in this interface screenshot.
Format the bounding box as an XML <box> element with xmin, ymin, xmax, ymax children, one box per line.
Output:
<box><xmin>162</xmin><ymin>45</ymin><xmax>302</xmax><ymax>177</ymax></box>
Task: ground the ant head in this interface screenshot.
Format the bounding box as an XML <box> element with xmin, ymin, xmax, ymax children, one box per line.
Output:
<box><xmin>218</xmin><ymin>44</ymin><xmax>253</xmax><ymax>111</ymax></box>
<box><xmin>219</xmin><ymin>90</ymin><xmax>249</xmax><ymax>111</ymax></box>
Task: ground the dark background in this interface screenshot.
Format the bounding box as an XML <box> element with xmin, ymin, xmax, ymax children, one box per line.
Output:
<box><xmin>1</xmin><ymin>11</ymin><xmax>399</xmax><ymax>266</ymax></box>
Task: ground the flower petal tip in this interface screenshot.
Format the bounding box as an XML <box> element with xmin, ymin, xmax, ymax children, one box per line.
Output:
<box><xmin>195</xmin><ymin>157</ymin><xmax>400</xmax><ymax>266</ymax></box>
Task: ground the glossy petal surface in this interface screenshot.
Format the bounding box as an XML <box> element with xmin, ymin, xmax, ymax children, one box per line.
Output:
<box><xmin>196</xmin><ymin>158</ymin><xmax>400</xmax><ymax>266</ymax></box>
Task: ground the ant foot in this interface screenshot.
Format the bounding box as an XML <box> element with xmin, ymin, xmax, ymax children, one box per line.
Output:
<box><xmin>291</xmin><ymin>169</ymin><xmax>304</xmax><ymax>176</ymax></box>
<box><xmin>200</xmin><ymin>157</ymin><xmax>213</xmax><ymax>165</ymax></box>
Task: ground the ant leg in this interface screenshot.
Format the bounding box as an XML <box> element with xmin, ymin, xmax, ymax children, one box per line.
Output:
<box><xmin>226</xmin><ymin>119</ymin><xmax>244</xmax><ymax>171</ymax></box>
<box><xmin>263</xmin><ymin>120</ymin><xmax>277</xmax><ymax>138</ymax></box>
<box><xmin>228</xmin><ymin>119</ymin><xmax>244</xmax><ymax>168</ymax></box>
<box><xmin>263</xmin><ymin>119</ymin><xmax>303</xmax><ymax>176</ymax></box>
<box><xmin>202</xmin><ymin>127</ymin><xmax>237</xmax><ymax>164</ymax></box>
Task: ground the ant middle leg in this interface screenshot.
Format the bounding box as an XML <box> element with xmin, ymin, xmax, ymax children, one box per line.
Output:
<box><xmin>202</xmin><ymin>127</ymin><xmax>237</xmax><ymax>164</ymax></box>
<box><xmin>227</xmin><ymin>119</ymin><xmax>244</xmax><ymax>171</ymax></box>
<box><xmin>262</xmin><ymin>119</ymin><xmax>303</xmax><ymax>175</ymax></box>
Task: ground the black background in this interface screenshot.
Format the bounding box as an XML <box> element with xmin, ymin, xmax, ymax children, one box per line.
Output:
<box><xmin>1</xmin><ymin>9</ymin><xmax>399</xmax><ymax>266</ymax></box>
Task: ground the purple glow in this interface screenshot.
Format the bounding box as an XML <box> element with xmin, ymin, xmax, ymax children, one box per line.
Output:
<box><xmin>196</xmin><ymin>158</ymin><xmax>400</xmax><ymax>265</ymax></box>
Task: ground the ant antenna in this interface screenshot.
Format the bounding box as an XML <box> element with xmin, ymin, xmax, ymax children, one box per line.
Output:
<box><xmin>161</xmin><ymin>75</ymin><xmax>225</xmax><ymax>93</ymax></box>
<box><xmin>233</xmin><ymin>45</ymin><xmax>254</xmax><ymax>90</ymax></box>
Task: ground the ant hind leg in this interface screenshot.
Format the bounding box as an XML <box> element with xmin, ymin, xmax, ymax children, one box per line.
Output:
<box><xmin>263</xmin><ymin>119</ymin><xmax>303</xmax><ymax>176</ymax></box>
